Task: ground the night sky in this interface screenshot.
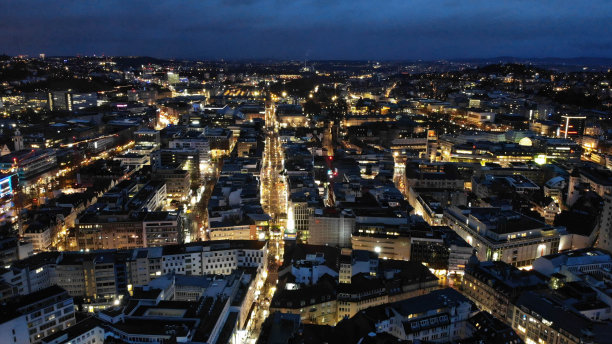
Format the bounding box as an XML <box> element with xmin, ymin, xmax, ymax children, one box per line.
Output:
<box><xmin>1</xmin><ymin>0</ymin><xmax>611</xmax><ymax>60</ymax></box>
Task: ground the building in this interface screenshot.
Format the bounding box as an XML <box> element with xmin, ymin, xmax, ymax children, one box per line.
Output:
<box><xmin>42</xmin><ymin>270</ymin><xmax>259</xmax><ymax>344</ymax></box>
<box><xmin>152</xmin><ymin>165</ymin><xmax>190</xmax><ymax>201</ymax></box>
<box><xmin>462</xmin><ymin>260</ymin><xmax>547</xmax><ymax>324</ymax></box>
<box><xmin>336</xmin><ymin>260</ymin><xmax>439</xmax><ymax>322</ymax></box>
<box><xmin>351</xmin><ymin>223</ymin><xmax>411</xmax><ymax>261</ymax></box>
<box><xmin>169</xmin><ymin>137</ymin><xmax>211</xmax><ymax>171</ymax></box>
<box><xmin>0</xmin><ymin>286</ymin><xmax>76</xmax><ymax>344</ymax></box>
<box><xmin>75</xmin><ymin>212</ymin><xmax>146</xmax><ymax>250</ymax></box>
<box><xmin>512</xmin><ymin>291</ymin><xmax>610</xmax><ymax>344</ymax></box>
<box><xmin>404</xmin><ymin>162</ymin><xmax>465</xmax><ymax>194</ymax></box>
<box><xmin>134</xmin><ymin>128</ymin><xmax>161</xmax><ymax>147</ymax></box>
<box><xmin>114</xmin><ymin>152</ymin><xmax>150</xmax><ymax>170</ymax></box>
<box><xmin>287</xmin><ymin>288</ymin><xmax>523</xmax><ymax>344</ymax></box>
<box><xmin>13</xmin><ymin>129</ymin><xmax>24</xmax><ymax>151</ymax></box>
<box><xmin>48</xmin><ymin>92</ymin><xmax>97</xmax><ymax>111</ymax></box>
<box><xmin>23</xmin><ymin>224</ymin><xmax>52</xmax><ymax>252</ymax></box>
<box><xmin>444</xmin><ymin>206</ymin><xmax>565</xmax><ymax>267</ymax></box>
<box><xmin>270</xmin><ymin>276</ymin><xmax>338</xmax><ymax>325</ymax></box>
<box><xmin>359</xmin><ymin>288</ymin><xmax>473</xmax><ymax>342</ymax></box>
<box><xmin>0</xmin><ymin>173</ymin><xmax>14</xmax><ymax>198</ymax></box>
<box><xmin>597</xmin><ymin>192</ymin><xmax>612</xmax><ymax>252</ymax></box>
<box><xmin>209</xmin><ymin>218</ymin><xmax>258</xmax><ymax>241</ymax></box>
<box><xmin>126</xmin><ymin>180</ymin><xmax>167</xmax><ymax>212</ymax></box>
<box><xmin>0</xmin><ymin>237</ymin><xmax>32</xmax><ymax>268</ymax></box>
<box><xmin>142</xmin><ymin>211</ymin><xmax>184</xmax><ymax>247</ymax></box>
<box><xmin>409</xmin><ymin>226</ymin><xmax>472</xmax><ymax>274</ymax></box>
<box><xmin>155</xmin><ymin>148</ymin><xmax>201</xmax><ymax>180</ymax></box>
<box><xmin>567</xmin><ymin>166</ymin><xmax>612</xmax><ymax>206</ymax></box>
<box><xmin>308</xmin><ymin>209</ymin><xmax>355</xmax><ymax>248</ymax></box>
<box><xmin>1</xmin><ymin>241</ymin><xmax>268</xmax><ymax>309</ymax></box>
<box><xmin>287</xmin><ymin>189</ymin><xmax>320</xmax><ymax>242</ymax></box>
<box><xmin>559</xmin><ymin>115</ymin><xmax>586</xmax><ymax>138</ymax></box>
<box><xmin>532</xmin><ymin>248</ymin><xmax>612</xmax><ymax>279</ymax></box>
<box><xmin>203</xmin><ymin>127</ymin><xmax>233</xmax><ymax>159</ymax></box>
<box><xmin>466</xmin><ymin>111</ymin><xmax>496</xmax><ymax>126</ymax></box>
<box><xmin>0</xmin><ymin>149</ymin><xmax>57</xmax><ymax>182</ymax></box>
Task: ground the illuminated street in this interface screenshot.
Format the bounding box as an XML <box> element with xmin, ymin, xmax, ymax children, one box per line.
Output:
<box><xmin>246</xmin><ymin>98</ymin><xmax>288</xmax><ymax>342</ymax></box>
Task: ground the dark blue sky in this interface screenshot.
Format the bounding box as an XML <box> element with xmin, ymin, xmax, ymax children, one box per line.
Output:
<box><xmin>1</xmin><ymin>0</ymin><xmax>611</xmax><ymax>60</ymax></box>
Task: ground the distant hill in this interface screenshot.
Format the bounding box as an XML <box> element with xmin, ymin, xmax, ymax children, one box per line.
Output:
<box><xmin>111</xmin><ymin>56</ymin><xmax>171</xmax><ymax>68</ymax></box>
<box><xmin>452</xmin><ymin>56</ymin><xmax>612</xmax><ymax>71</ymax></box>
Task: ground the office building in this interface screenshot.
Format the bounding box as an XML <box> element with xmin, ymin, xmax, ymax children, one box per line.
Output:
<box><xmin>0</xmin><ymin>149</ymin><xmax>57</xmax><ymax>182</ymax></box>
<box><xmin>559</xmin><ymin>115</ymin><xmax>586</xmax><ymax>138</ymax></box>
<box><xmin>444</xmin><ymin>206</ymin><xmax>565</xmax><ymax>267</ymax></box>
<box><xmin>0</xmin><ymin>286</ymin><xmax>76</xmax><ymax>344</ymax></box>
<box><xmin>308</xmin><ymin>208</ymin><xmax>355</xmax><ymax>248</ymax></box>
<box><xmin>48</xmin><ymin>92</ymin><xmax>97</xmax><ymax>111</ymax></box>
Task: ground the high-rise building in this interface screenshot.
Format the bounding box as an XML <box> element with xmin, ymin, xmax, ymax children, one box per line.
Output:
<box><xmin>47</xmin><ymin>91</ymin><xmax>97</xmax><ymax>111</ymax></box>
<box><xmin>559</xmin><ymin>115</ymin><xmax>586</xmax><ymax>138</ymax></box>
<box><xmin>166</xmin><ymin>71</ymin><xmax>180</xmax><ymax>84</ymax></box>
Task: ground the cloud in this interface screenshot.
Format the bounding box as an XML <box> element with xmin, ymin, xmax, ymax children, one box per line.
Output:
<box><xmin>0</xmin><ymin>0</ymin><xmax>610</xmax><ymax>59</ymax></box>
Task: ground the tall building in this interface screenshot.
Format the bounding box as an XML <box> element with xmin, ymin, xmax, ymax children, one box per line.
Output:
<box><xmin>47</xmin><ymin>92</ymin><xmax>97</xmax><ymax>111</ymax></box>
<box><xmin>166</xmin><ymin>71</ymin><xmax>180</xmax><ymax>84</ymax></box>
<box><xmin>559</xmin><ymin>115</ymin><xmax>586</xmax><ymax>138</ymax></box>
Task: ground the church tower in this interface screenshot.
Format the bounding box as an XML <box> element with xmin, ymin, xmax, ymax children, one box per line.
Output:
<box><xmin>12</xmin><ymin>129</ymin><xmax>24</xmax><ymax>151</ymax></box>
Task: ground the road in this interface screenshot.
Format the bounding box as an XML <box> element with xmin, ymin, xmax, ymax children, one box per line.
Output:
<box><xmin>393</xmin><ymin>155</ymin><xmax>408</xmax><ymax>199</ymax></box>
<box><xmin>246</xmin><ymin>100</ymin><xmax>288</xmax><ymax>342</ymax></box>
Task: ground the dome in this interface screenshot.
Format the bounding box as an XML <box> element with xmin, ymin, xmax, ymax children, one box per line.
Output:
<box><xmin>518</xmin><ymin>137</ymin><xmax>533</xmax><ymax>146</ymax></box>
<box><xmin>467</xmin><ymin>251</ymin><xmax>480</xmax><ymax>267</ymax></box>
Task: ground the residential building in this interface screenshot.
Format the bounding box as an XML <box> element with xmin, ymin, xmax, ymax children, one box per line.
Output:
<box><xmin>462</xmin><ymin>260</ymin><xmax>547</xmax><ymax>324</ymax></box>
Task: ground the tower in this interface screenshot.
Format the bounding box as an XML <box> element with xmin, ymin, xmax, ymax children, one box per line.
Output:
<box><xmin>12</xmin><ymin>129</ymin><xmax>24</xmax><ymax>151</ymax></box>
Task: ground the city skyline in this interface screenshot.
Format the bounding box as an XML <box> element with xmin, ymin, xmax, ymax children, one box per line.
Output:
<box><xmin>2</xmin><ymin>2</ymin><xmax>612</xmax><ymax>343</ymax></box>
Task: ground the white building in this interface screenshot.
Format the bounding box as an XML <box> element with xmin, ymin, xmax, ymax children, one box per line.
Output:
<box><xmin>372</xmin><ymin>288</ymin><xmax>473</xmax><ymax>343</ymax></box>
<box><xmin>444</xmin><ymin>206</ymin><xmax>565</xmax><ymax>268</ymax></box>
<box><xmin>0</xmin><ymin>286</ymin><xmax>76</xmax><ymax>344</ymax></box>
